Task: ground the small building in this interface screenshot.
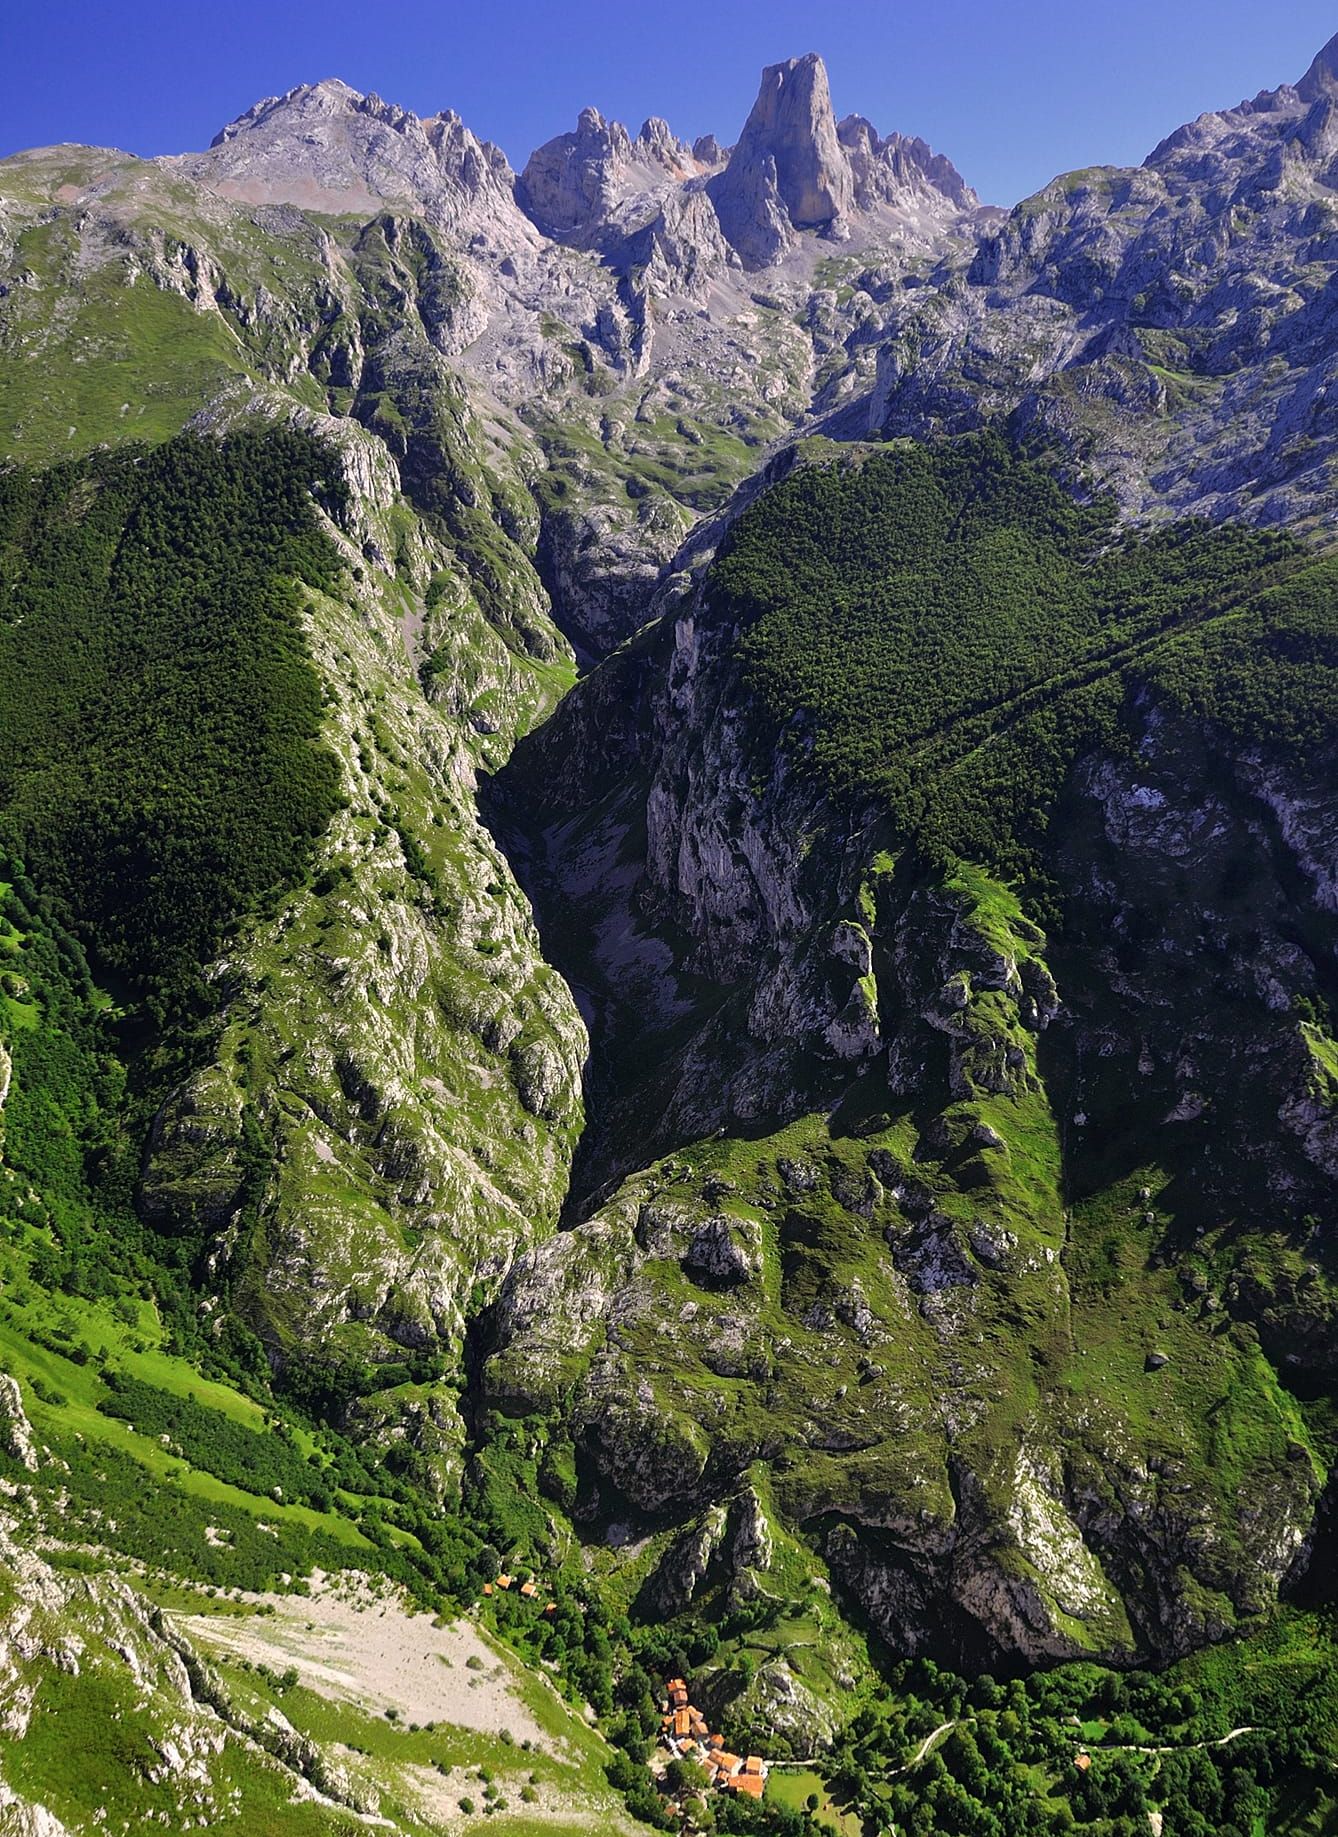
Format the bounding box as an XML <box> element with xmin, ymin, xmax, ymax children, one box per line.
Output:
<box><xmin>1075</xmin><ymin>1753</ymin><xmax>1092</xmax><ymax>1773</ymax></box>
<box><xmin>544</xmin><ymin>1601</ymin><xmax>557</xmax><ymax>1615</ymax></box>
<box><xmin>728</xmin><ymin>1774</ymin><xmax>765</xmax><ymax>1798</ymax></box>
<box><xmin>672</xmin><ymin>1709</ymin><xmax>693</xmax><ymax>1739</ymax></box>
<box><xmin>481</xmin><ymin>1583</ymin><xmax>493</xmax><ymax>1596</ymax></box>
<box><xmin>743</xmin><ymin>1757</ymin><xmax>765</xmax><ymax>1777</ymax></box>
<box><xmin>519</xmin><ymin>1580</ymin><xmax>537</xmax><ymax>1599</ymax></box>
<box><xmin>496</xmin><ymin>1574</ymin><xmax>513</xmax><ymax>1591</ymax></box>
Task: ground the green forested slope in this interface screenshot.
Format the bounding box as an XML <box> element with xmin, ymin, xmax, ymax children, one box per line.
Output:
<box><xmin>0</xmin><ymin>429</ymin><xmax>346</xmax><ymax>1022</ymax></box>
<box><xmin>476</xmin><ymin>429</ymin><xmax>1338</xmax><ymax>1836</ymax></box>
<box><xmin>720</xmin><ymin>434</ymin><xmax>1334</xmax><ymax>888</ymax></box>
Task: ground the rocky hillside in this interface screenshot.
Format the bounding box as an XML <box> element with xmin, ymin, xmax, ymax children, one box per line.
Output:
<box><xmin>480</xmin><ymin>438</ymin><xmax>1337</xmax><ymax>1704</ymax></box>
<box><xmin>862</xmin><ymin>31</ymin><xmax>1338</xmax><ymax>530</ymax></box>
<box><xmin>1</xmin><ymin>29</ymin><xmax>1338</xmax><ymax>1837</ymax></box>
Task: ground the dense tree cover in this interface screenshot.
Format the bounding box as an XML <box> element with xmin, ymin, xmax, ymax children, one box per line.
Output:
<box><xmin>0</xmin><ymin>429</ymin><xmax>347</xmax><ymax>1023</ymax></box>
<box><xmin>716</xmin><ymin>434</ymin><xmax>1331</xmax><ymax>890</ymax></box>
<box><xmin>0</xmin><ymin>871</ymin><xmax>135</xmax><ymax>1300</ymax></box>
<box><xmin>98</xmin><ymin>1371</ymin><xmax>324</xmax><ymax>1504</ymax></box>
<box><xmin>756</xmin><ymin>1624</ymin><xmax>1338</xmax><ymax>1837</ymax></box>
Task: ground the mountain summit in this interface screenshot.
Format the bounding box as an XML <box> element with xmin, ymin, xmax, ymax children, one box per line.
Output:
<box><xmin>167</xmin><ymin>76</ymin><xmax>535</xmax><ymax>243</ymax></box>
<box><xmin>715</xmin><ymin>52</ymin><xmax>853</xmax><ymax>238</ymax></box>
<box><xmin>707</xmin><ymin>52</ymin><xmax>975</xmax><ymax>266</ymax></box>
<box><xmin>1296</xmin><ymin>27</ymin><xmax>1338</xmax><ymax>101</ymax></box>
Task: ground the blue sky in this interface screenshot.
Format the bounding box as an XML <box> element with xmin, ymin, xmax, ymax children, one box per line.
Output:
<box><xmin>2</xmin><ymin>1</ymin><xmax>1336</xmax><ymax>206</ymax></box>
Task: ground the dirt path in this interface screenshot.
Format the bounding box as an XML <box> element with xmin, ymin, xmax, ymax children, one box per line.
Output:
<box><xmin>771</xmin><ymin>1718</ymin><xmax>958</xmax><ymax>1783</ymax></box>
<box><xmin>1105</xmin><ymin>1725</ymin><xmax>1258</xmax><ymax>1757</ymax></box>
<box><xmin>179</xmin><ymin>1584</ymin><xmax>549</xmax><ymax>1745</ymax></box>
<box><xmin>895</xmin><ymin>1721</ymin><xmax>957</xmax><ymax>1774</ymax></box>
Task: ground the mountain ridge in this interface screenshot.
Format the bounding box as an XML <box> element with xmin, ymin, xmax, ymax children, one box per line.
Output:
<box><xmin>1</xmin><ymin>28</ymin><xmax>1337</xmax><ymax>1837</ymax></box>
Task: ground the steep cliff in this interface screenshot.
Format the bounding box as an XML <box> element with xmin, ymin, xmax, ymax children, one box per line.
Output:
<box><xmin>481</xmin><ymin>439</ymin><xmax>1337</xmax><ymax>1690</ymax></box>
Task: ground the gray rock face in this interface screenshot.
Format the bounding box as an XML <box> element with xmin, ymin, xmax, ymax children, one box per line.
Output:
<box><xmin>517</xmin><ymin>108</ymin><xmax>710</xmax><ymax>246</ymax></box>
<box><xmin>683</xmin><ymin>1215</ymin><xmax>761</xmax><ymax>1284</ymax></box>
<box><xmin>641</xmin><ymin>1506</ymin><xmax>727</xmax><ymax>1615</ymax></box>
<box><xmin>627</xmin><ymin>184</ymin><xmax>737</xmax><ymax>299</ymax></box>
<box><xmin>0</xmin><ymin>1374</ymin><xmax>38</xmax><ymax>1472</ymax></box>
<box><xmin>715</xmin><ymin>55</ymin><xmax>852</xmax><ymax>241</ymax></box>
<box><xmin>866</xmin><ymin>34</ymin><xmax>1338</xmax><ymax>530</ymax></box>
<box><xmin>729</xmin><ymin>1486</ymin><xmax>774</xmax><ymax>1576</ymax></box>
<box><xmin>1296</xmin><ymin>30</ymin><xmax>1338</xmax><ymax>104</ymax></box>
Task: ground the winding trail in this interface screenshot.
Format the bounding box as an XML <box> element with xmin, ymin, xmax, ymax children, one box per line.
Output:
<box><xmin>898</xmin><ymin>1722</ymin><xmax>958</xmax><ymax>1774</ymax></box>
<box><xmin>1103</xmin><ymin>1725</ymin><xmax>1257</xmax><ymax>1757</ymax></box>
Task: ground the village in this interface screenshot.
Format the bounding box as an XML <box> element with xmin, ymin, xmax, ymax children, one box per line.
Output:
<box><xmin>479</xmin><ymin>1566</ymin><xmax>771</xmax><ymax>1809</ymax></box>
<box><xmin>660</xmin><ymin>1674</ymin><xmax>771</xmax><ymax>1801</ymax></box>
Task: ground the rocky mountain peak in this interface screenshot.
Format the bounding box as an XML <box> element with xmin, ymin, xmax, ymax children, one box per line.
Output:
<box><xmin>170</xmin><ymin>59</ymin><xmax>976</xmax><ymax>283</ymax></box>
<box><xmin>721</xmin><ymin>52</ymin><xmax>852</xmax><ymax>232</ymax></box>
<box><xmin>170</xmin><ymin>77</ymin><xmax>531</xmax><ymax>243</ymax></box>
<box><xmin>707</xmin><ymin>53</ymin><xmax>977</xmax><ymax>268</ymax></box>
<box><xmin>517</xmin><ymin>104</ymin><xmax>701</xmax><ymax>245</ymax></box>
<box><xmin>837</xmin><ymin>115</ymin><xmax>977</xmax><ymax>213</ymax></box>
<box><xmin>1297</xmin><ymin>30</ymin><xmax>1338</xmax><ymax>103</ymax></box>
<box><xmin>637</xmin><ymin>115</ymin><xmax>688</xmax><ymax>163</ymax></box>
<box><xmin>208</xmin><ymin>77</ymin><xmax>357</xmax><ymax>146</ymax></box>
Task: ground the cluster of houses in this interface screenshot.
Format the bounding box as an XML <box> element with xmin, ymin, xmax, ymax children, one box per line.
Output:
<box><xmin>661</xmin><ymin>1676</ymin><xmax>769</xmax><ymax>1800</ymax></box>
<box><xmin>477</xmin><ymin>1579</ymin><xmax>769</xmax><ymax>1806</ymax></box>
<box><xmin>481</xmin><ymin>1569</ymin><xmax>557</xmax><ymax>1615</ymax></box>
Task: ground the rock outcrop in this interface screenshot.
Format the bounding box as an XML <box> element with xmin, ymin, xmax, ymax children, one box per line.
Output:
<box><xmin>710</xmin><ymin>54</ymin><xmax>852</xmax><ymax>261</ymax></box>
<box><xmin>866</xmin><ymin>34</ymin><xmax>1338</xmax><ymax>529</ymax></box>
<box><xmin>0</xmin><ymin>1375</ymin><xmax>38</xmax><ymax>1473</ymax></box>
<box><xmin>517</xmin><ymin>108</ymin><xmax>716</xmax><ymax>247</ymax></box>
